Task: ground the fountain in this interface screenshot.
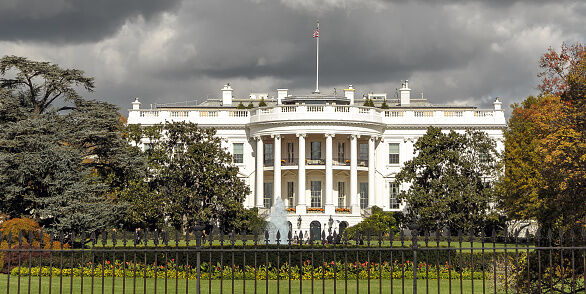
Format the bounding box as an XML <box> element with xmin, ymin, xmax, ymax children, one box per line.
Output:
<box><xmin>267</xmin><ymin>197</ymin><xmax>289</xmax><ymax>244</ymax></box>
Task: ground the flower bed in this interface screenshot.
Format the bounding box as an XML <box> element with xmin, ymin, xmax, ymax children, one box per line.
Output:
<box><xmin>335</xmin><ymin>208</ymin><xmax>351</xmax><ymax>213</ymax></box>
<box><xmin>11</xmin><ymin>260</ymin><xmax>486</xmax><ymax>280</ymax></box>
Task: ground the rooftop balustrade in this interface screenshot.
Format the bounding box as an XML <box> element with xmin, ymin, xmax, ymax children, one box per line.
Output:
<box><xmin>127</xmin><ymin>105</ymin><xmax>505</xmax><ymax>127</ymax></box>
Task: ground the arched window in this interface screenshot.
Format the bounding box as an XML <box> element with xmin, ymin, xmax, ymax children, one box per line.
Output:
<box><xmin>310</xmin><ymin>221</ymin><xmax>321</xmax><ymax>241</ymax></box>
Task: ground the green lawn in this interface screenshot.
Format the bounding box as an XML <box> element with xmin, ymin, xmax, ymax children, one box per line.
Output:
<box><xmin>1</xmin><ymin>275</ymin><xmax>503</xmax><ymax>293</ymax></box>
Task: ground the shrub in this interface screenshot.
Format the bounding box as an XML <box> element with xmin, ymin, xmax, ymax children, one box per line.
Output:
<box><xmin>345</xmin><ymin>207</ymin><xmax>401</xmax><ymax>239</ymax></box>
<box><xmin>0</xmin><ymin>218</ymin><xmax>68</xmax><ymax>273</ymax></box>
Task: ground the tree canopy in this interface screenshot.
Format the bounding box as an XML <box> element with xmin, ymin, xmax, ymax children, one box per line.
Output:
<box><xmin>0</xmin><ymin>56</ymin><xmax>145</xmax><ymax>234</ymax></box>
<box><xmin>396</xmin><ymin>127</ymin><xmax>499</xmax><ymax>234</ymax></box>
<box><xmin>122</xmin><ymin>122</ymin><xmax>251</xmax><ymax>232</ymax></box>
<box><xmin>499</xmin><ymin>43</ymin><xmax>585</xmax><ymax>232</ymax></box>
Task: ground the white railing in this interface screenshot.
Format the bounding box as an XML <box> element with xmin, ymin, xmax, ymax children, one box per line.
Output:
<box><xmin>130</xmin><ymin>106</ymin><xmax>502</xmax><ymax>127</ymax></box>
<box><xmin>307</xmin><ymin>106</ymin><xmax>324</xmax><ymax>112</ymax></box>
<box><xmin>229</xmin><ymin>110</ymin><xmax>249</xmax><ymax>117</ymax></box>
<box><xmin>199</xmin><ymin>111</ymin><xmax>218</xmax><ymax>117</ymax></box>
<box><xmin>384</xmin><ymin>111</ymin><xmax>404</xmax><ymax>117</ymax></box>
<box><xmin>282</xmin><ymin>106</ymin><xmax>297</xmax><ymax>113</ymax></box>
<box><xmin>170</xmin><ymin>111</ymin><xmax>188</xmax><ymax>117</ymax></box>
<box><xmin>444</xmin><ymin>111</ymin><xmax>463</xmax><ymax>117</ymax></box>
<box><xmin>474</xmin><ymin>111</ymin><xmax>493</xmax><ymax>117</ymax></box>
<box><xmin>140</xmin><ymin>110</ymin><xmax>159</xmax><ymax>117</ymax></box>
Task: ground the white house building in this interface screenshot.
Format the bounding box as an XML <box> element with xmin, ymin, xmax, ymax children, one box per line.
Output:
<box><xmin>127</xmin><ymin>81</ymin><xmax>506</xmax><ymax>239</ymax></box>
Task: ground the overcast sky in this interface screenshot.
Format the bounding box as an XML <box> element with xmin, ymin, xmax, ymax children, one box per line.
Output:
<box><xmin>1</xmin><ymin>0</ymin><xmax>584</xmax><ymax>116</ymax></box>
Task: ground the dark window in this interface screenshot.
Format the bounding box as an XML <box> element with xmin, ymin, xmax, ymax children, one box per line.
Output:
<box><xmin>359</xmin><ymin>143</ymin><xmax>368</xmax><ymax>161</ymax></box>
<box><xmin>360</xmin><ymin>182</ymin><xmax>368</xmax><ymax>209</ymax></box>
<box><xmin>287</xmin><ymin>143</ymin><xmax>294</xmax><ymax>162</ymax></box>
<box><xmin>264</xmin><ymin>182</ymin><xmax>273</xmax><ymax>208</ymax></box>
<box><xmin>389</xmin><ymin>182</ymin><xmax>400</xmax><ymax>209</ymax></box>
<box><xmin>337</xmin><ymin>142</ymin><xmax>345</xmax><ymax>161</ymax></box>
<box><xmin>264</xmin><ymin>143</ymin><xmax>273</xmax><ymax>164</ymax></box>
<box><xmin>310</xmin><ymin>221</ymin><xmax>321</xmax><ymax>241</ymax></box>
<box><xmin>287</xmin><ymin>182</ymin><xmax>294</xmax><ymax>207</ymax></box>
<box><xmin>311</xmin><ymin>142</ymin><xmax>321</xmax><ymax>160</ymax></box>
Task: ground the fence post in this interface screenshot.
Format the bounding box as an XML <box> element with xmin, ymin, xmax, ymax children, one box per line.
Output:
<box><xmin>196</xmin><ymin>230</ymin><xmax>202</xmax><ymax>294</ymax></box>
<box><xmin>407</xmin><ymin>225</ymin><xmax>420</xmax><ymax>294</ymax></box>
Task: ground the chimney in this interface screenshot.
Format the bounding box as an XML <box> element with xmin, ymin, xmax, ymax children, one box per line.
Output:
<box><xmin>494</xmin><ymin>97</ymin><xmax>502</xmax><ymax>111</ymax></box>
<box><xmin>132</xmin><ymin>98</ymin><xmax>141</xmax><ymax>110</ymax></box>
<box><xmin>277</xmin><ymin>89</ymin><xmax>288</xmax><ymax>105</ymax></box>
<box><xmin>399</xmin><ymin>80</ymin><xmax>411</xmax><ymax>106</ymax></box>
<box><xmin>344</xmin><ymin>85</ymin><xmax>355</xmax><ymax>105</ymax></box>
<box><xmin>222</xmin><ymin>83</ymin><xmax>233</xmax><ymax>106</ymax></box>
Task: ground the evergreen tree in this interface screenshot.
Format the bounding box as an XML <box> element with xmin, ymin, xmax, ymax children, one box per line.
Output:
<box><xmin>0</xmin><ymin>56</ymin><xmax>145</xmax><ymax>234</ymax></box>
<box><xmin>236</xmin><ymin>102</ymin><xmax>246</xmax><ymax>109</ymax></box>
<box><xmin>258</xmin><ymin>98</ymin><xmax>267</xmax><ymax>107</ymax></box>
<box><xmin>246</xmin><ymin>102</ymin><xmax>254</xmax><ymax>109</ymax></box>
<box><xmin>123</xmin><ymin>122</ymin><xmax>251</xmax><ymax>231</ymax></box>
<box><xmin>396</xmin><ymin>127</ymin><xmax>499</xmax><ymax>233</ymax></box>
<box><xmin>381</xmin><ymin>100</ymin><xmax>390</xmax><ymax>109</ymax></box>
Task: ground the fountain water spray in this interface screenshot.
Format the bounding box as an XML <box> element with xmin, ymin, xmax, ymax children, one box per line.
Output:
<box><xmin>267</xmin><ymin>197</ymin><xmax>289</xmax><ymax>244</ymax></box>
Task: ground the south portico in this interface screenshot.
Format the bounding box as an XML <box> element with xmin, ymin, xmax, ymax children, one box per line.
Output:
<box><xmin>251</xmin><ymin>125</ymin><xmax>384</xmax><ymax>234</ymax></box>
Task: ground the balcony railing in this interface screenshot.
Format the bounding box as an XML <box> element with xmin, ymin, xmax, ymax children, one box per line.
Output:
<box><xmin>306</xmin><ymin>158</ymin><xmax>325</xmax><ymax>165</ymax></box>
<box><xmin>281</xmin><ymin>158</ymin><xmax>298</xmax><ymax>166</ymax></box>
<box><xmin>357</xmin><ymin>159</ymin><xmax>368</xmax><ymax>167</ymax></box>
<box><xmin>333</xmin><ymin>158</ymin><xmax>350</xmax><ymax>166</ymax></box>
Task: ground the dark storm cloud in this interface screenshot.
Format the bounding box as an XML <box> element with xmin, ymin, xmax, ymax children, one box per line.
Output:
<box><xmin>1</xmin><ymin>0</ymin><xmax>584</xmax><ymax>113</ymax></box>
<box><xmin>0</xmin><ymin>0</ymin><xmax>181</xmax><ymax>42</ymax></box>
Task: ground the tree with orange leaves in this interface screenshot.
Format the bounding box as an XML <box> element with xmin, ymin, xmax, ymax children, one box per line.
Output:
<box><xmin>499</xmin><ymin>43</ymin><xmax>585</xmax><ymax>232</ymax></box>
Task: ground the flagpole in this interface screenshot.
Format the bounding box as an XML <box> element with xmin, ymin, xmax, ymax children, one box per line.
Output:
<box><xmin>315</xmin><ymin>21</ymin><xmax>319</xmax><ymax>93</ymax></box>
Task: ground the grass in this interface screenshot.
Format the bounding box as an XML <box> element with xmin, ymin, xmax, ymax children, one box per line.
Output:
<box><xmin>1</xmin><ymin>274</ymin><xmax>503</xmax><ymax>293</ymax></box>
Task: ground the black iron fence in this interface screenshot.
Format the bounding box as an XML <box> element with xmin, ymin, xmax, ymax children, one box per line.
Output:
<box><xmin>1</xmin><ymin>228</ymin><xmax>584</xmax><ymax>293</ymax></box>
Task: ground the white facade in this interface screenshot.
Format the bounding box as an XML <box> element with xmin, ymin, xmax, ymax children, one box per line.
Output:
<box><xmin>127</xmin><ymin>82</ymin><xmax>506</xmax><ymax>237</ymax></box>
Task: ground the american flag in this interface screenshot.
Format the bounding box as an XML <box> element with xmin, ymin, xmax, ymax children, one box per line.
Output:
<box><xmin>313</xmin><ymin>27</ymin><xmax>319</xmax><ymax>38</ymax></box>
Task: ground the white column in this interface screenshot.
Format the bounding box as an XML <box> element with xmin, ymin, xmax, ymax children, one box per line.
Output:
<box><xmin>255</xmin><ymin>136</ymin><xmax>264</xmax><ymax>208</ymax></box>
<box><xmin>350</xmin><ymin>134</ymin><xmax>359</xmax><ymax>214</ymax></box>
<box><xmin>325</xmin><ymin>133</ymin><xmax>335</xmax><ymax>214</ymax></box>
<box><xmin>296</xmin><ymin>133</ymin><xmax>306</xmax><ymax>213</ymax></box>
<box><xmin>368</xmin><ymin>136</ymin><xmax>376</xmax><ymax>208</ymax></box>
<box><xmin>273</xmin><ymin>134</ymin><xmax>281</xmax><ymax>206</ymax></box>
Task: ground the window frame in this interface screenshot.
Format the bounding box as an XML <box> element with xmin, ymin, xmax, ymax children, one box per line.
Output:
<box><xmin>310</xmin><ymin>142</ymin><xmax>322</xmax><ymax>160</ymax></box>
<box><xmin>233</xmin><ymin>143</ymin><xmax>244</xmax><ymax>164</ymax></box>
<box><xmin>388</xmin><ymin>143</ymin><xmax>400</xmax><ymax>164</ymax></box>
<box><xmin>359</xmin><ymin>182</ymin><xmax>368</xmax><ymax>209</ymax></box>
<box><xmin>263</xmin><ymin>182</ymin><xmax>273</xmax><ymax>208</ymax></box>
<box><xmin>389</xmin><ymin>182</ymin><xmax>400</xmax><ymax>209</ymax></box>
<box><xmin>310</xmin><ymin>180</ymin><xmax>322</xmax><ymax>208</ymax></box>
